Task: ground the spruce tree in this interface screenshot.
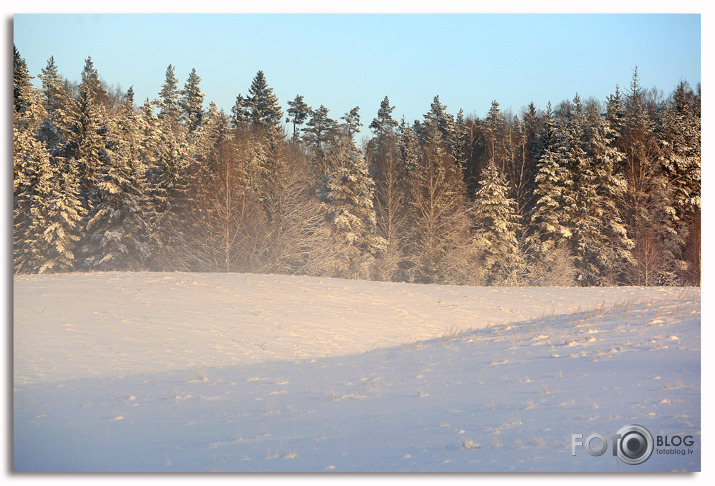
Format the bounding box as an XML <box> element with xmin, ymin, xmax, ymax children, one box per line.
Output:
<box><xmin>656</xmin><ymin>80</ymin><xmax>701</xmax><ymax>284</ymax></box>
<box><xmin>520</xmin><ymin>102</ymin><xmax>542</xmax><ymax>213</ymax></box>
<box><xmin>69</xmin><ymin>74</ymin><xmax>107</xmax><ymax>206</ymax></box>
<box><xmin>37</xmin><ymin>56</ymin><xmax>74</xmax><ymax>156</ymax></box>
<box><xmin>14</xmin><ymin>127</ymin><xmax>84</xmax><ymax>273</ymax></box>
<box><xmin>14</xmin><ymin>126</ymin><xmax>48</xmax><ymax>272</ymax></box>
<box><xmin>229</xmin><ymin>74</ymin><xmax>287</xmax><ymax>231</ymax></box>
<box><xmin>231</xmin><ymin>93</ymin><xmax>251</xmax><ymax>130</ymax></box>
<box><xmin>158</xmin><ymin>64</ymin><xmax>181</xmax><ymax>125</ymax></box>
<box><xmin>79</xmin><ymin>56</ymin><xmax>109</xmax><ymax>108</ymax></box>
<box><xmin>247</xmin><ymin>70</ymin><xmax>283</xmax><ymax>133</ymax></box>
<box><xmin>35</xmin><ymin>163</ymin><xmax>85</xmax><ymax>273</ymax></box>
<box><xmin>83</xmin><ymin>95</ymin><xmax>151</xmax><ymax>270</ymax></box>
<box><xmin>559</xmin><ymin>94</ymin><xmax>588</xmax><ymax>244</ymax></box>
<box><xmin>139</xmin><ymin>98</ymin><xmax>171</xmax><ymax>269</ymax></box>
<box><xmin>179</xmin><ymin>68</ymin><xmax>204</xmax><ymax>132</ymax></box>
<box><xmin>619</xmin><ymin>68</ymin><xmax>672</xmax><ymax>285</ymax></box>
<box><xmin>525</xmin><ymin>102</ymin><xmax>574</xmax><ymax>280</ymax></box>
<box><xmin>193</xmin><ymin>101</ymin><xmax>231</xmax><ymax>171</ymax></box>
<box><xmin>322</xmin><ymin>138</ymin><xmax>386</xmax><ymax>279</ymax></box>
<box><xmin>472</xmin><ymin>161</ymin><xmax>522</xmax><ymax>285</ymax></box>
<box><xmin>147</xmin><ymin>104</ymin><xmax>192</xmax><ymax>269</ymax></box>
<box><xmin>422</xmin><ymin>96</ymin><xmax>454</xmax><ymax>138</ymax></box>
<box><xmin>13</xmin><ymin>45</ymin><xmax>35</xmax><ymax>121</ymax></box>
<box><xmin>571</xmin><ymin>98</ymin><xmax>634</xmax><ymax>285</ymax></box>
<box><xmin>484</xmin><ymin>100</ymin><xmax>506</xmax><ymax>170</ymax></box>
<box><xmin>504</xmin><ymin>111</ymin><xmax>533</xmax><ymax>216</ymax></box>
<box><xmin>231</xmin><ymin>71</ymin><xmax>283</xmax><ymax>136</ymax></box>
<box><xmin>452</xmin><ymin>108</ymin><xmax>470</xmax><ymax>172</ymax></box>
<box><xmin>369</xmin><ymin>96</ymin><xmax>399</xmax><ymax>177</ymax></box>
<box><xmin>13</xmin><ymin>47</ymin><xmax>45</xmax><ymax>182</ymax></box>
<box><xmin>398</xmin><ymin>117</ymin><xmax>419</xmax><ymax>175</ymax></box>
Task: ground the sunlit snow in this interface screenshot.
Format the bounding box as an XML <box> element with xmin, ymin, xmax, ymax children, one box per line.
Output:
<box><xmin>14</xmin><ymin>272</ymin><xmax>700</xmax><ymax>472</ymax></box>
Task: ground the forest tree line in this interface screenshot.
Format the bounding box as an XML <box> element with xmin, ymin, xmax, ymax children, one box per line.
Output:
<box><xmin>13</xmin><ymin>47</ymin><xmax>701</xmax><ymax>286</ymax></box>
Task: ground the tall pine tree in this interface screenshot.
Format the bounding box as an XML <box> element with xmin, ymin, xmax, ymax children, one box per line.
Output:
<box><xmin>286</xmin><ymin>95</ymin><xmax>311</xmax><ymax>141</ymax></box>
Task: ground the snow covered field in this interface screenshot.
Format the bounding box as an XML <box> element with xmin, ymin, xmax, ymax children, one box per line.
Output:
<box><xmin>13</xmin><ymin>272</ymin><xmax>700</xmax><ymax>472</ymax></box>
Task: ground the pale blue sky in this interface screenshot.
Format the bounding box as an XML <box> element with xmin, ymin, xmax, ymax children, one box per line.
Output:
<box><xmin>13</xmin><ymin>14</ymin><xmax>701</xmax><ymax>131</ymax></box>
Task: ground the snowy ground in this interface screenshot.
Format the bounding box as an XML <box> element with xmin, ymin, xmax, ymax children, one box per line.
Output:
<box><xmin>13</xmin><ymin>272</ymin><xmax>700</xmax><ymax>472</ymax></box>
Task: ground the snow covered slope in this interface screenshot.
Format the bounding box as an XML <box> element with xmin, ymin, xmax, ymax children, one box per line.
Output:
<box><xmin>13</xmin><ymin>272</ymin><xmax>700</xmax><ymax>472</ymax></box>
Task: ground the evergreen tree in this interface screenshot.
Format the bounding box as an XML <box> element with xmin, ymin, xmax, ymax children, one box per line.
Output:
<box><xmin>155</xmin><ymin>117</ymin><xmax>191</xmax><ymax>205</ymax></box>
<box><xmin>14</xmin><ymin>127</ymin><xmax>84</xmax><ymax>273</ymax></box>
<box><xmin>321</xmin><ymin>138</ymin><xmax>387</xmax><ymax>279</ymax></box>
<box><xmin>525</xmin><ymin>102</ymin><xmax>574</xmax><ymax>274</ymax></box>
<box><xmin>83</xmin><ymin>95</ymin><xmax>152</xmax><ymax>270</ymax></box>
<box><xmin>79</xmin><ymin>56</ymin><xmax>109</xmax><ymax>107</ymax></box>
<box><xmin>619</xmin><ymin>68</ymin><xmax>672</xmax><ymax>285</ymax></box>
<box><xmin>231</xmin><ymin>93</ymin><xmax>252</xmax><ymax>130</ymax></box>
<box><xmin>13</xmin><ymin>45</ymin><xmax>36</xmax><ymax>121</ymax></box>
<box><xmin>369</xmin><ymin>96</ymin><xmax>399</xmax><ymax>137</ymax></box>
<box><xmin>139</xmin><ymin>98</ymin><xmax>171</xmax><ymax>269</ymax></box>
<box><xmin>559</xmin><ymin>94</ymin><xmax>588</xmax><ymax>240</ymax></box>
<box><xmin>227</xmin><ymin>75</ymin><xmax>287</xmax><ymax>232</ymax></box>
<box><xmin>519</xmin><ymin>102</ymin><xmax>542</xmax><ymax>213</ymax></box>
<box><xmin>397</xmin><ymin>117</ymin><xmax>419</xmax><ymax>175</ymax></box>
<box><xmin>158</xmin><ymin>64</ymin><xmax>181</xmax><ymax>124</ymax></box>
<box><xmin>138</xmin><ymin>98</ymin><xmax>161</xmax><ymax>175</ymax></box>
<box><xmin>38</xmin><ymin>56</ymin><xmax>65</xmax><ymax>113</ymax></box>
<box><xmin>65</xmin><ymin>61</ymin><xmax>110</xmax><ymax>209</ymax></box>
<box><xmin>149</xmin><ymin>108</ymin><xmax>192</xmax><ymax>269</ymax></box>
<box><xmin>422</xmin><ymin>96</ymin><xmax>454</xmax><ymax>138</ymax></box>
<box><xmin>656</xmin><ymin>80</ymin><xmax>701</xmax><ymax>284</ymax></box>
<box><xmin>341</xmin><ymin>106</ymin><xmax>362</xmax><ymax>139</ymax></box>
<box><xmin>367</xmin><ymin>96</ymin><xmax>407</xmax><ymax>281</ymax></box>
<box><xmin>13</xmin><ymin>47</ymin><xmax>45</xmax><ymax>180</ymax></box>
<box><xmin>247</xmin><ymin>70</ymin><xmax>283</xmax><ymax>133</ymax></box>
<box><xmin>484</xmin><ymin>100</ymin><xmax>507</xmax><ymax>171</ymax></box>
<box><xmin>419</xmin><ymin>96</ymin><xmax>457</xmax><ymax>160</ymax></box>
<box><xmin>286</xmin><ymin>94</ymin><xmax>311</xmax><ymax>141</ymax></box>
<box><xmin>505</xmin><ymin>111</ymin><xmax>534</xmax><ymax>216</ymax></box>
<box><xmin>303</xmin><ymin>105</ymin><xmax>338</xmax><ymax>172</ymax></box>
<box><xmin>14</xmin><ymin>49</ymin><xmax>83</xmax><ymax>273</ymax></box>
<box><xmin>14</xmin><ymin>125</ymin><xmax>47</xmax><ymax>272</ymax></box>
<box><xmin>368</xmin><ymin>96</ymin><xmax>399</xmax><ymax>177</ymax></box>
<box><xmin>192</xmin><ymin>101</ymin><xmax>231</xmax><ymax>171</ymax></box>
<box><xmin>232</xmin><ymin>71</ymin><xmax>283</xmax><ymax>136</ymax></box>
<box><xmin>472</xmin><ymin>161</ymin><xmax>522</xmax><ymax>285</ymax></box>
<box><xmin>571</xmin><ymin>98</ymin><xmax>634</xmax><ymax>285</ymax></box>
<box><xmin>37</xmin><ymin>56</ymin><xmax>74</xmax><ymax>156</ymax></box>
<box><xmin>179</xmin><ymin>68</ymin><xmax>204</xmax><ymax>132</ymax></box>
<box><xmin>452</xmin><ymin>108</ymin><xmax>470</xmax><ymax>172</ymax></box>
<box><xmin>605</xmin><ymin>86</ymin><xmax>625</xmax><ymax>138</ymax></box>
<box><xmin>72</xmin><ymin>90</ymin><xmax>105</xmax><ymax>203</ymax></box>
<box><xmin>35</xmin><ymin>164</ymin><xmax>85</xmax><ymax>273</ymax></box>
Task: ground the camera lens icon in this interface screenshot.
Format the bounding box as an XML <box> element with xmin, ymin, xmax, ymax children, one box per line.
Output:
<box><xmin>616</xmin><ymin>425</ymin><xmax>654</xmax><ymax>465</ymax></box>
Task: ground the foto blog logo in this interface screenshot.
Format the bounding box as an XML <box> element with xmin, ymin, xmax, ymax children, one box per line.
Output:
<box><xmin>571</xmin><ymin>424</ymin><xmax>654</xmax><ymax>465</ymax></box>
